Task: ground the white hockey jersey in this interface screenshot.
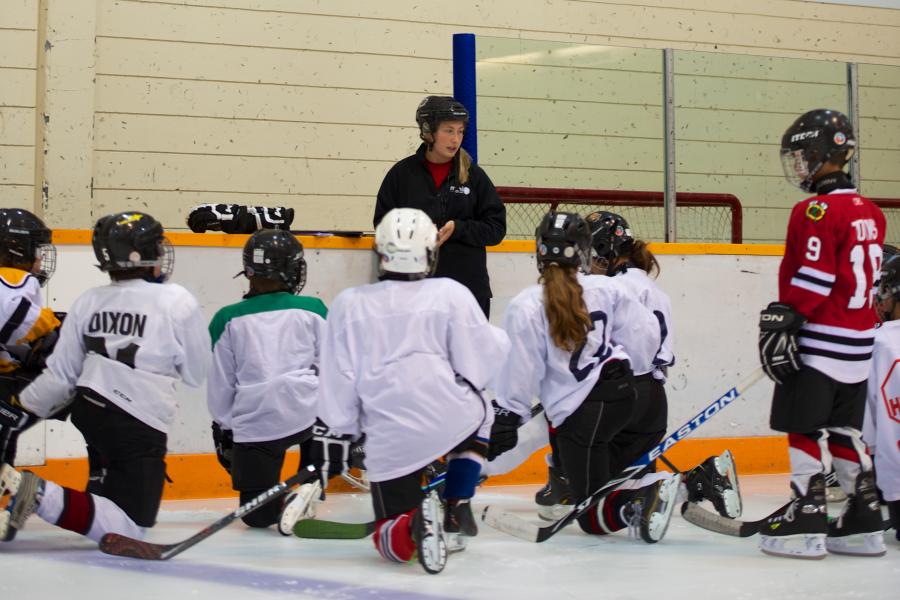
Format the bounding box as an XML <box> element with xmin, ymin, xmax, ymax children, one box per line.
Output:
<box><xmin>863</xmin><ymin>319</ymin><xmax>900</xmax><ymax>501</ymax></box>
<box><xmin>496</xmin><ymin>273</ymin><xmax>660</xmax><ymax>428</ymax></box>
<box><xmin>0</xmin><ymin>267</ymin><xmax>60</xmax><ymax>372</ymax></box>
<box><xmin>316</xmin><ymin>277</ymin><xmax>510</xmax><ymax>482</ymax></box>
<box><xmin>207</xmin><ymin>292</ymin><xmax>327</xmax><ymax>443</ymax></box>
<box><xmin>21</xmin><ymin>279</ymin><xmax>210</xmax><ymax>433</ymax></box>
<box><xmin>611</xmin><ymin>267</ymin><xmax>675</xmax><ymax>378</ymax></box>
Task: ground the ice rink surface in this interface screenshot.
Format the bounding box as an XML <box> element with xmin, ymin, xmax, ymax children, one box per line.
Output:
<box><xmin>2</xmin><ymin>474</ymin><xmax>897</xmax><ymax>600</ymax></box>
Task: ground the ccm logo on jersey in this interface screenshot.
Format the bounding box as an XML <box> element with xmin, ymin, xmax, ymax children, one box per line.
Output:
<box><xmin>790</xmin><ymin>130</ymin><xmax>819</xmax><ymax>142</ymax></box>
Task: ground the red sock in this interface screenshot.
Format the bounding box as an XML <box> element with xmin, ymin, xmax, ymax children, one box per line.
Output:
<box><xmin>56</xmin><ymin>488</ymin><xmax>95</xmax><ymax>535</ymax></box>
<box><xmin>373</xmin><ymin>508</ymin><xmax>417</xmax><ymax>563</ymax></box>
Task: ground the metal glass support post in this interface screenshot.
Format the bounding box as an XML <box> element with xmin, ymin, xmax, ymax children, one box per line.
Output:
<box><xmin>847</xmin><ymin>63</ymin><xmax>861</xmax><ymax>192</ymax></box>
<box><xmin>663</xmin><ymin>49</ymin><xmax>676</xmax><ymax>242</ymax></box>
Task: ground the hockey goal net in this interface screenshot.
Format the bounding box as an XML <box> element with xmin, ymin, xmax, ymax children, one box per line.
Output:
<box><xmin>499</xmin><ymin>187</ymin><xmax>743</xmax><ymax>244</ymax></box>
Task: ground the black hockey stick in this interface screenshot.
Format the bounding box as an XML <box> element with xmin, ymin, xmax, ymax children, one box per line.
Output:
<box><xmin>682</xmin><ymin>499</ymin><xmax>894</xmax><ymax>538</ymax></box>
<box><xmin>482</xmin><ymin>367</ymin><xmax>765</xmax><ymax>543</ymax></box>
<box><xmin>98</xmin><ymin>465</ymin><xmax>318</xmax><ymax>560</ymax></box>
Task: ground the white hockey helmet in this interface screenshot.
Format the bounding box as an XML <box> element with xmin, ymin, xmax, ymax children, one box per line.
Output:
<box><xmin>375</xmin><ymin>208</ymin><xmax>438</xmax><ymax>279</ymax></box>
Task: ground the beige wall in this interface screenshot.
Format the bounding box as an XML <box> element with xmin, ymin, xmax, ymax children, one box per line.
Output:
<box><xmin>1</xmin><ymin>0</ymin><xmax>899</xmax><ymax>239</ymax></box>
<box><xmin>0</xmin><ymin>0</ymin><xmax>38</xmax><ymax>212</ymax></box>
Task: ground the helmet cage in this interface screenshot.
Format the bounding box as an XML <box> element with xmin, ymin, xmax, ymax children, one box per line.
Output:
<box><xmin>0</xmin><ymin>209</ymin><xmax>56</xmax><ymax>286</ymax></box>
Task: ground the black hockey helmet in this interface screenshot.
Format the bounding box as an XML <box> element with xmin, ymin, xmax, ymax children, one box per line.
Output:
<box><xmin>535</xmin><ymin>210</ymin><xmax>592</xmax><ymax>274</ymax></box>
<box><xmin>416</xmin><ymin>96</ymin><xmax>469</xmax><ymax>141</ymax></box>
<box><xmin>92</xmin><ymin>211</ymin><xmax>173</xmax><ymax>281</ymax></box>
<box><xmin>0</xmin><ymin>208</ymin><xmax>56</xmax><ymax>286</ymax></box>
<box><xmin>780</xmin><ymin>109</ymin><xmax>856</xmax><ymax>192</ymax></box>
<box><xmin>242</xmin><ymin>229</ymin><xmax>307</xmax><ymax>293</ymax></box>
<box><xmin>586</xmin><ymin>211</ymin><xmax>634</xmax><ymax>262</ymax></box>
<box><xmin>878</xmin><ymin>254</ymin><xmax>900</xmax><ymax>304</ymax></box>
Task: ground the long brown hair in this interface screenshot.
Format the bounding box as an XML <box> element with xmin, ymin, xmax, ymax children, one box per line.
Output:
<box><xmin>624</xmin><ymin>239</ymin><xmax>660</xmax><ymax>277</ymax></box>
<box><xmin>540</xmin><ymin>264</ymin><xmax>592</xmax><ymax>352</ymax></box>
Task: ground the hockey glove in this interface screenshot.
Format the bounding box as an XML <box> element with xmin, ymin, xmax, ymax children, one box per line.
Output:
<box><xmin>758</xmin><ymin>302</ymin><xmax>806</xmax><ymax>385</ymax></box>
<box><xmin>187</xmin><ymin>204</ymin><xmax>294</xmax><ymax>234</ymax></box>
<box><xmin>488</xmin><ymin>401</ymin><xmax>521</xmax><ymax>461</ymax></box>
<box><xmin>0</xmin><ymin>396</ymin><xmax>35</xmax><ymax>465</ymax></box>
<box><xmin>211</xmin><ymin>422</ymin><xmax>234</xmax><ymax>474</ymax></box>
<box><xmin>349</xmin><ymin>435</ymin><xmax>366</xmax><ymax>471</ymax></box>
<box><xmin>310</xmin><ymin>419</ymin><xmax>353</xmax><ymax>486</ymax></box>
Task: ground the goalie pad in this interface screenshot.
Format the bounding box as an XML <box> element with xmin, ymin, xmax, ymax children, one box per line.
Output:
<box><xmin>187</xmin><ymin>204</ymin><xmax>294</xmax><ymax>234</ymax></box>
<box><xmin>758</xmin><ymin>302</ymin><xmax>806</xmax><ymax>385</ymax></box>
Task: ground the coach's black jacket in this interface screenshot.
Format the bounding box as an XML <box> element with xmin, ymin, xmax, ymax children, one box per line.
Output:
<box><xmin>374</xmin><ymin>144</ymin><xmax>506</xmax><ymax>302</ymax></box>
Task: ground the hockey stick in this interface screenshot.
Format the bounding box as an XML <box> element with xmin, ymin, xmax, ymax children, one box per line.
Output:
<box><xmin>482</xmin><ymin>366</ymin><xmax>765</xmax><ymax>543</ymax></box>
<box><xmin>293</xmin><ymin>471</ymin><xmax>449</xmax><ymax>539</ymax></box>
<box><xmin>98</xmin><ymin>465</ymin><xmax>318</xmax><ymax>560</ymax></box>
<box><xmin>681</xmin><ymin>496</ymin><xmax>894</xmax><ymax>538</ymax></box>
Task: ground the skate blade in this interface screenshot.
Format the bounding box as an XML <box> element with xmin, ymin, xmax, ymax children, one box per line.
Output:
<box><xmin>643</xmin><ymin>473</ymin><xmax>682</xmax><ymax>543</ymax></box>
<box><xmin>759</xmin><ymin>534</ymin><xmax>826</xmax><ymax>559</ymax></box>
<box><xmin>715</xmin><ymin>451</ymin><xmax>742</xmax><ymax>518</ymax></box>
<box><xmin>446</xmin><ymin>532</ymin><xmax>467</xmax><ymax>553</ymax></box>
<box><xmin>826</xmin><ymin>532</ymin><xmax>886</xmax><ymax>557</ymax></box>
<box><xmin>417</xmin><ymin>493</ymin><xmax>448</xmax><ymax>575</ymax></box>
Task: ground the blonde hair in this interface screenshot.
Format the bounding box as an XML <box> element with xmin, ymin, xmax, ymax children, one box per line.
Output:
<box><xmin>541</xmin><ymin>265</ymin><xmax>592</xmax><ymax>352</ymax></box>
<box><xmin>458</xmin><ymin>147</ymin><xmax>471</xmax><ymax>185</ymax></box>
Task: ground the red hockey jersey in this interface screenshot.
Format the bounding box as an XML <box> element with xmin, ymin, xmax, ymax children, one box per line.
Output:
<box><xmin>778</xmin><ymin>189</ymin><xmax>885</xmax><ymax>383</ymax></box>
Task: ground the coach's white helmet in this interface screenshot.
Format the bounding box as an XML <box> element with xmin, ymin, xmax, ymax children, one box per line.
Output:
<box><xmin>375</xmin><ymin>208</ymin><xmax>438</xmax><ymax>279</ymax></box>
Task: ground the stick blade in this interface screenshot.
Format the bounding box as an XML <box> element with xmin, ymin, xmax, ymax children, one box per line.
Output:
<box><xmin>293</xmin><ymin>519</ymin><xmax>375</xmax><ymax>540</ymax></box>
<box><xmin>680</xmin><ymin>502</ymin><xmax>756</xmax><ymax>538</ymax></box>
<box><xmin>99</xmin><ymin>533</ymin><xmax>169</xmax><ymax>560</ymax></box>
<box><xmin>481</xmin><ymin>506</ymin><xmax>540</xmax><ymax>542</ymax></box>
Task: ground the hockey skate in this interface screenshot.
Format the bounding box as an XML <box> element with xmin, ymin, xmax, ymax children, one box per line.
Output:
<box><xmin>444</xmin><ymin>498</ymin><xmax>477</xmax><ymax>551</ymax></box>
<box><xmin>824</xmin><ymin>469</ymin><xmax>847</xmax><ymax>503</ymax></box>
<box><xmin>535</xmin><ymin>454</ymin><xmax>573</xmax><ymax>521</ymax></box>
<box><xmin>685</xmin><ymin>449</ymin><xmax>742</xmax><ymax>518</ymax></box>
<box><xmin>278</xmin><ymin>479</ymin><xmax>321</xmax><ymax>536</ymax></box>
<box><xmin>759</xmin><ymin>473</ymin><xmax>827</xmax><ymax>560</ymax></box>
<box><xmin>411</xmin><ymin>490</ymin><xmax>448</xmax><ymax>574</ymax></box>
<box><xmin>825</xmin><ymin>471</ymin><xmax>886</xmax><ymax>557</ymax></box>
<box><xmin>622</xmin><ymin>473</ymin><xmax>682</xmax><ymax>543</ymax></box>
<box><xmin>0</xmin><ymin>464</ymin><xmax>45</xmax><ymax>542</ymax></box>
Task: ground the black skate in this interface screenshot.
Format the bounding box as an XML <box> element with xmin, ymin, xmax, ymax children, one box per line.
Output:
<box><xmin>825</xmin><ymin>471</ymin><xmax>886</xmax><ymax>557</ymax></box>
<box><xmin>621</xmin><ymin>473</ymin><xmax>682</xmax><ymax>543</ymax></box>
<box><xmin>535</xmin><ymin>455</ymin><xmax>573</xmax><ymax>521</ymax></box>
<box><xmin>412</xmin><ymin>490</ymin><xmax>448</xmax><ymax>574</ymax></box>
<box><xmin>0</xmin><ymin>464</ymin><xmax>45</xmax><ymax>542</ymax></box>
<box><xmin>685</xmin><ymin>450</ymin><xmax>742</xmax><ymax>518</ymax></box>
<box><xmin>888</xmin><ymin>500</ymin><xmax>900</xmax><ymax>543</ymax></box>
<box><xmin>759</xmin><ymin>473</ymin><xmax>827</xmax><ymax>560</ymax></box>
<box><xmin>444</xmin><ymin>498</ymin><xmax>477</xmax><ymax>552</ymax></box>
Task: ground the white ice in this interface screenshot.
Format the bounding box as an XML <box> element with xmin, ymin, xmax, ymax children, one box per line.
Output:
<box><xmin>2</xmin><ymin>474</ymin><xmax>897</xmax><ymax>600</ymax></box>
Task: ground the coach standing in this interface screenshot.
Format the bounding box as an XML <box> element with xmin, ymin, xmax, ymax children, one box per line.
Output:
<box><xmin>373</xmin><ymin>96</ymin><xmax>506</xmax><ymax>318</ymax></box>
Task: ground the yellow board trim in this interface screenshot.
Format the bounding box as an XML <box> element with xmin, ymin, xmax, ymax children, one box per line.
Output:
<box><xmin>27</xmin><ymin>435</ymin><xmax>789</xmax><ymax>500</ymax></box>
<box><xmin>52</xmin><ymin>229</ymin><xmax>785</xmax><ymax>256</ymax></box>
